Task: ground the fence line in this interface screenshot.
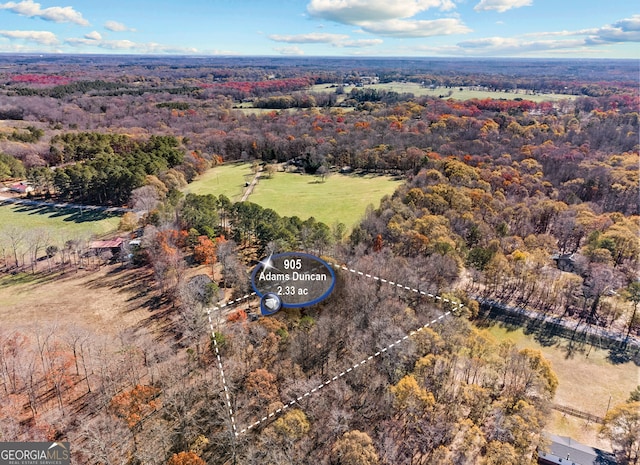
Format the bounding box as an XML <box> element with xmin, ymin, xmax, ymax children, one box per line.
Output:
<box><xmin>552</xmin><ymin>403</ymin><xmax>604</xmax><ymax>424</ymax></box>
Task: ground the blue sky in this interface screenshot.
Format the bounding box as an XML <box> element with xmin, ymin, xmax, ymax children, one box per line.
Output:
<box><xmin>0</xmin><ymin>0</ymin><xmax>638</xmax><ymax>57</ymax></box>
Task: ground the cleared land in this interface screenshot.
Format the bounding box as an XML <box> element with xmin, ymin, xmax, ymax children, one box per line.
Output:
<box><xmin>233</xmin><ymin>82</ymin><xmax>575</xmax><ymax>114</ymax></box>
<box><xmin>311</xmin><ymin>82</ymin><xmax>576</xmax><ymax>103</ymax></box>
<box><xmin>0</xmin><ymin>265</ymin><xmax>158</xmax><ymax>334</ymax></box>
<box><xmin>250</xmin><ymin>171</ymin><xmax>402</xmax><ymax>228</ymax></box>
<box><xmin>0</xmin><ymin>203</ymin><xmax>120</xmax><ymax>239</ymax></box>
<box><xmin>187</xmin><ymin>164</ymin><xmax>403</xmax><ymax>229</ymax></box>
<box><xmin>483</xmin><ymin>324</ymin><xmax>639</xmax><ymax>449</ymax></box>
<box><xmin>185</xmin><ymin>162</ymin><xmax>253</xmax><ymax>202</ymax></box>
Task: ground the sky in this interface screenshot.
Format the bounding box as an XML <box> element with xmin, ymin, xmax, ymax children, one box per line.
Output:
<box><xmin>0</xmin><ymin>0</ymin><xmax>638</xmax><ymax>58</ymax></box>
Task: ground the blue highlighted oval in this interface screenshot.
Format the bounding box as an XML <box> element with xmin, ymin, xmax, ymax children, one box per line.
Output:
<box><xmin>251</xmin><ymin>252</ymin><xmax>336</xmax><ymax>310</ymax></box>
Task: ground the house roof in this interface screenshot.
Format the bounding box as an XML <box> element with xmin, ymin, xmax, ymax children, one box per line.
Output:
<box><xmin>89</xmin><ymin>238</ymin><xmax>124</xmax><ymax>249</ymax></box>
<box><xmin>551</xmin><ymin>253</ymin><xmax>575</xmax><ymax>260</ymax></box>
<box><xmin>9</xmin><ymin>181</ymin><xmax>33</xmax><ymax>192</ymax></box>
<box><xmin>539</xmin><ymin>434</ymin><xmax>617</xmax><ymax>465</ymax></box>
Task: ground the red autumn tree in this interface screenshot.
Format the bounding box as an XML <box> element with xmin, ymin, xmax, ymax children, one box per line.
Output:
<box><xmin>193</xmin><ymin>235</ymin><xmax>217</xmax><ymax>274</ymax></box>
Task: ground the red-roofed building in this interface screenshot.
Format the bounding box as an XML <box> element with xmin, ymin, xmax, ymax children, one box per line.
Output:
<box><xmin>89</xmin><ymin>237</ymin><xmax>125</xmax><ymax>255</ymax></box>
<box><xmin>9</xmin><ymin>181</ymin><xmax>33</xmax><ymax>194</ymax></box>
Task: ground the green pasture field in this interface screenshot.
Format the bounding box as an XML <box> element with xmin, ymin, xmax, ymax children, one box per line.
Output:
<box><xmin>310</xmin><ymin>82</ymin><xmax>576</xmax><ymax>103</ymax></box>
<box><xmin>185</xmin><ymin>162</ymin><xmax>254</xmax><ymax>201</ymax></box>
<box><xmin>483</xmin><ymin>325</ymin><xmax>638</xmax><ymax>418</ymax></box>
<box><xmin>187</xmin><ymin>163</ymin><xmax>403</xmax><ymax>229</ymax></box>
<box><xmin>250</xmin><ymin>171</ymin><xmax>402</xmax><ymax>229</ymax></box>
<box><xmin>0</xmin><ymin>203</ymin><xmax>120</xmax><ymax>242</ymax></box>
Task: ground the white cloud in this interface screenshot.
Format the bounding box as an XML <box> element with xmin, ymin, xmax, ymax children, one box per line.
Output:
<box><xmin>269</xmin><ymin>32</ymin><xmax>350</xmax><ymax>44</ymax></box>
<box><xmin>452</xmin><ymin>36</ymin><xmax>595</xmax><ymax>55</ymax></box>
<box><xmin>0</xmin><ymin>29</ymin><xmax>58</xmax><ymax>45</ymax></box>
<box><xmin>0</xmin><ymin>0</ymin><xmax>88</xmax><ymax>25</ymax></box>
<box><xmin>269</xmin><ymin>32</ymin><xmax>383</xmax><ymax>48</ymax></box>
<box><xmin>433</xmin><ymin>14</ymin><xmax>640</xmax><ymax>56</ymax></box>
<box><xmin>84</xmin><ymin>30</ymin><xmax>101</xmax><ymax>41</ymax></box>
<box><xmin>66</xmin><ymin>37</ymin><xmax>136</xmax><ymax>49</ymax></box>
<box><xmin>104</xmin><ymin>20</ymin><xmax>135</xmax><ymax>32</ymax></box>
<box><xmin>274</xmin><ymin>46</ymin><xmax>305</xmax><ymax>55</ymax></box>
<box><xmin>307</xmin><ymin>0</ymin><xmax>455</xmax><ymax>24</ymax></box>
<box><xmin>65</xmin><ymin>36</ymin><xmax>197</xmax><ymax>54</ymax></box>
<box><xmin>358</xmin><ymin>18</ymin><xmax>471</xmax><ymax>37</ymax></box>
<box><xmin>612</xmin><ymin>15</ymin><xmax>640</xmax><ymax>32</ymax></box>
<box><xmin>351</xmin><ymin>14</ymin><xmax>639</xmax><ymax>56</ymax></box>
<box><xmin>0</xmin><ymin>42</ymin><xmax>33</xmax><ymax>51</ymax></box>
<box><xmin>524</xmin><ymin>30</ymin><xmax>581</xmax><ymax>38</ymax></box>
<box><xmin>522</xmin><ymin>15</ymin><xmax>640</xmax><ymax>45</ymax></box>
<box><xmin>144</xmin><ymin>43</ymin><xmax>198</xmax><ymax>54</ymax></box>
<box><xmin>305</xmin><ymin>0</ymin><xmax>468</xmax><ymax>40</ymax></box>
<box><xmin>474</xmin><ymin>0</ymin><xmax>532</xmax><ymax>13</ymax></box>
<box><xmin>340</xmin><ymin>38</ymin><xmax>383</xmax><ymax>47</ymax></box>
<box><xmin>586</xmin><ymin>14</ymin><xmax>640</xmax><ymax>43</ymax></box>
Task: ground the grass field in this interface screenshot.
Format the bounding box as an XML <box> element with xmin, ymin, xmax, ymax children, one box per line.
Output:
<box><xmin>0</xmin><ymin>203</ymin><xmax>120</xmax><ymax>240</ymax></box>
<box><xmin>185</xmin><ymin>162</ymin><xmax>253</xmax><ymax>201</ymax></box>
<box><xmin>250</xmin><ymin>171</ymin><xmax>402</xmax><ymax>228</ymax></box>
<box><xmin>482</xmin><ymin>324</ymin><xmax>639</xmax><ymax>449</ymax></box>
<box><xmin>311</xmin><ymin>82</ymin><xmax>576</xmax><ymax>103</ymax></box>
<box><xmin>0</xmin><ymin>264</ymin><xmax>158</xmax><ymax>334</ymax></box>
<box><xmin>483</xmin><ymin>325</ymin><xmax>638</xmax><ymax>416</ymax></box>
<box><xmin>187</xmin><ymin>164</ymin><xmax>403</xmax><ymax>229</ymax></box>
<box><xmin>231</xmin><ymin>82</ymin><xmax>575</xmax><ymax>115</ymax></box>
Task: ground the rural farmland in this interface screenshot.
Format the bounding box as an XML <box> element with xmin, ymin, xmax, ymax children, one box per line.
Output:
<box><xmin>186</xmin><ymin>163</ymin><xmax>403</xmax><ymax>229</ymax></box>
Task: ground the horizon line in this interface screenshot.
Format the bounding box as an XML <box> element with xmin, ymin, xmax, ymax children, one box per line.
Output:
<box><xmin>0</xmin><ymin>52</ymin><xmax>637</xmax><ymax>61</ymax></box>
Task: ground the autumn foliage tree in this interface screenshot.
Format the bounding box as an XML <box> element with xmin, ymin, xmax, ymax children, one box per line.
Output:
<box><xmin>331</xmin><ymin>430</ymin><xmax>380</xmax><ymax>465</ymax></box>
<box><xmin>386</xmin><ymin>322</ymin><xmax>557</xmax><ymax>464</ymax></box>
<box><xmin>166</xmin><ymin>451</ymin><xmax>206</xmax><ymax>465</ymax></box>
<box><xmin>110</xmin><ymin>384</ymin><xmax>161</xmax><ymax>429</ymax></box>
<box><xmin>193</xmin><ymin>235</ymin><xmax>217</xmax><ymax>273</ymax></box>
<box><xmin>600</xmin><ymin>401</ymin><xmax>640</xmax><ymax>465</ymax></box>
<box><xmin>245</xmin><ymin>368</ymin><xmax>279</xmax><ymax>408</ymax></box>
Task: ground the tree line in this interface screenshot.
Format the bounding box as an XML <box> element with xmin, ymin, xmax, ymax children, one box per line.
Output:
<box><xmin>40</xmin><ymin>133</ymin><xmax>185</xmax><ymax>205</ymax></box>
<box><xmin>0</xmin><ymin>56</ymin><xmax>637</xmax><ymax>463</ymax></box>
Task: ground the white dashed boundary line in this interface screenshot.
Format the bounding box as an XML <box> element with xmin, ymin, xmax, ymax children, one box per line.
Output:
<box><xmin>206</xmin><ymin>292</ymin><xmax>256</xmax><ymax>438</ymax></box>
<box><xmin>239</xmin><ymin>309</ymin><xmax>453</xmax><ymax>434</ymax></box>
<box><xmin>212</xmin><ymin>293</ymin><xmax>257</xmax><ymax>314</ymax></box>
<box><xmin>235</xmin><ymin>263</ymin><xmax>464</xmax><ymax>435</ymax></box>
<box><xmin>332</xmin><ymin>263</ymin><xmax>460</xmax><ymax>305</ymax></box>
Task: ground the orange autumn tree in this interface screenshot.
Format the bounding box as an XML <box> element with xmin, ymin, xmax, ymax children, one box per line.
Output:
<box><xmin>166</xmin><ymin>451</ymin><xmax>206</xmax><ymax>465</ymax></box>
<box><xmin>110</xmin><ymin>384</ymin><xmax>161</xmax><ymax>428</ymax></box>
<box><xmin>193</xmin><ymin>235</ymin><xmax>217</xmax><ymax>273</ymax></box>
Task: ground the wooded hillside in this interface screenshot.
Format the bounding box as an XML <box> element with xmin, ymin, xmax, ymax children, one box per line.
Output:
<box><xmin>0</xmin><ymin>56</ymin><xmax>637</xmax><ymax>464</ymax></box>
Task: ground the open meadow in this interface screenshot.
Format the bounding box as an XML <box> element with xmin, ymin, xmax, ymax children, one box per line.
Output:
<box><xmin>187</xmin><ymin>163</ymin><xmax>403</xmax><ymax>229</ymax></box>
<box><xmin>184</xmin><ymin>162</ymin><xmax>253</xmax><ymax>201</ymax></box>
<box><xmin>482</xmin><ymin>324</ymin><xmax>639</xmax><ymax>449</ymax></box>
<box><xmin>233</xmin><ymin>82</ymin><xmax>576</xmax><ymax>115</ymax></box>
<box><xmin>0</xmin><ymin>203</ymin><xmax>120</xmax><ymax>239</ymax></box>
<box><xmin>0</xmin><ymin>264</ymin><xmax>157</xmax><ymax>332</ymax></box>
<box><xmin>310</xmin><ymin>82</ymin><xmax>576</xmax><ymax>103</ymax></box>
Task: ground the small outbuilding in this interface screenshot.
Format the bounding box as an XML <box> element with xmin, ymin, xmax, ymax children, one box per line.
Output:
<box><xmin>89</xmin><ymin>237</ymin><xmax>125</xmax><ymax>256</ymax></box>
<box><xmin>9</xmin><ymin>181</ymin><xmax>34</xmax><ymax>194</ymax></box>
<box><xmin>538</xmin><ymin>434</ymin><xmax>617</xmax><ymax>465</ymax></box>
<box><xmin>551</xmin><ymin>253</ymin><xmax>576</xmax><ymax>272</ymax></box>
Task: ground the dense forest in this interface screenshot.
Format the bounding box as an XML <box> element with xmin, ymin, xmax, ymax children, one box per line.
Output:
<box><xmin>0</xmin><ymin>56</ymin><xmax>638</xmax><ymax>464</ymax></box>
